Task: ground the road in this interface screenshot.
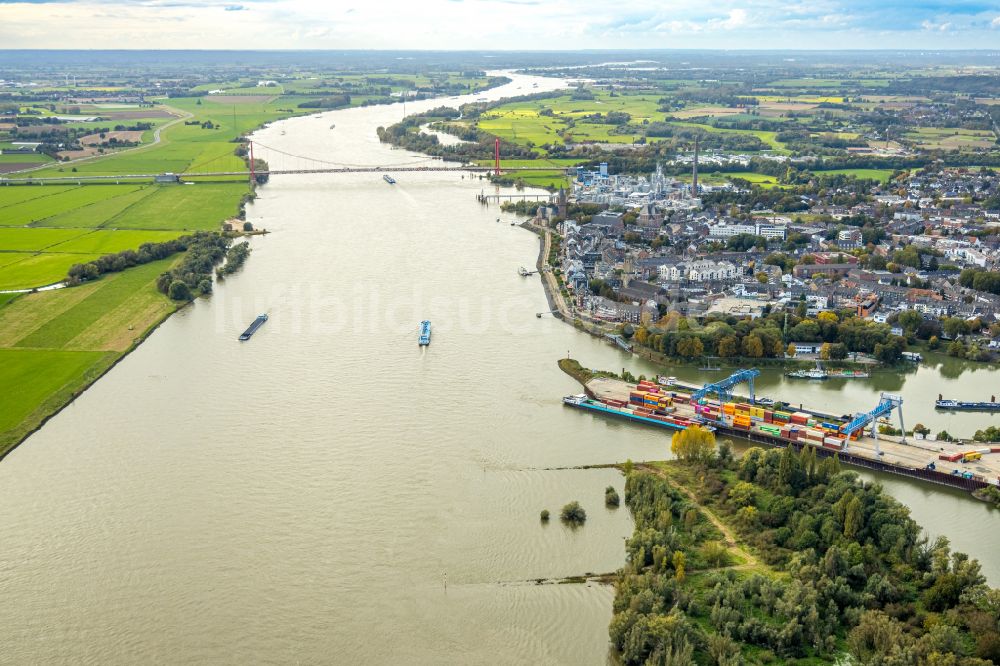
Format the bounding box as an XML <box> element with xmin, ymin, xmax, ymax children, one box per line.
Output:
<box><xmin>8</xmin><ymin>103</ymin><xmax>193</xmax><ymax>176</ymax></box>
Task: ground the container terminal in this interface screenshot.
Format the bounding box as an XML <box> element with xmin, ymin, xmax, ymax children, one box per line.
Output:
<box><xmin>564</xmin><ymin>367</ymin><xmax>1000</xmax><ymax>494</ymax></box>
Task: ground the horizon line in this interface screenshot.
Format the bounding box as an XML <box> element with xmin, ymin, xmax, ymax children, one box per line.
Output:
<box><xmin>0</xmin><ymin>47</ymin><xmax>999</xmax><ymax>53</ymax></box>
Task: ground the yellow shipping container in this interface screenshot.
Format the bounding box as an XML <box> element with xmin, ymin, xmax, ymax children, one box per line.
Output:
<box><xmin>723</xmin><ymin>403</ymin><xmax>736</xmax><ymax>414</ymax></box>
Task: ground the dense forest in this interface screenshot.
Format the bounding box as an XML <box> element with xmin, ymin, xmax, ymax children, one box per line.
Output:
<box><xmin>612</xmin><ymin>441</ymin><xmax>1000</xmax><ymax>664</ymax></box>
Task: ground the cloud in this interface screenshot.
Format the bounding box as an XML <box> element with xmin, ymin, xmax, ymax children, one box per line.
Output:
<box><xmin>921</xmin><ymin>19</ymin><xmax>953</xmax><ymax>31</ymax></box>
<box><xmin>1</xmin><ymin>0</ymin><xmax>999</xmax><ymax>49</ymax></box>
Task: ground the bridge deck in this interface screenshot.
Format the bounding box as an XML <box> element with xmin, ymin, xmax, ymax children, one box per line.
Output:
<box><xmin>0</xmin><ymin>165</ymin><xmax>570</xmax><ymax>184</ymax></box>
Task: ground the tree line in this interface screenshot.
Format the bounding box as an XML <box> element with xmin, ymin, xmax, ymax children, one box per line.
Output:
<box><xmin>630</xmin><ymin>308</ymin><xmax>908</xmax><ymax>364</ymax></box>
<box><xmin>65</xmin><ymin>232</ymin><xmax>235</xmax><ymax>301</ymax></box>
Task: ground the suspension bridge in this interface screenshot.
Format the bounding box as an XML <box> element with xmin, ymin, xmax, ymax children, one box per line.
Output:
<box><xmin>0</xmin><ymin>138</ymin><xmax>571</xmax><ymax>185</ymax></box>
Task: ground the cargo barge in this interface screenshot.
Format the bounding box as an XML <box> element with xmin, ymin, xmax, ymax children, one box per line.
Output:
<box><xmin>573</xmin><ymin>373</ymin><xmax>996</xmax><ymax>494</ymax></box>
<box><xmin>239</xmin><ymin>314</ymin><xmax>268</xmax><ymax>341</ymax></box>
<box><xmin>418</xmin><ymin>320</ymin><xmax>432</xmax><ymax>346</ymax></box>
<box><xmin>682</xmin><ymin>395</ymin><xmax>989</xmax><ymax>492</ymax></box>
<box><xmin>935</xmin><ymin>399</ymin><xmax>1000</xmax><ymax>412</ymax></box>
<box><xmin>562</xmin><ymin>394</ymin><xmax>712</xmax><ymax>433</ymax></box>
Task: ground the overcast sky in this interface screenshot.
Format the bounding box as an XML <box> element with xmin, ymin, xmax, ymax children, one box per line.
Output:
<box><xmin>1</xmin><ymin>0</ymin><xmax>999</xmax><ymax>50</ymax></box>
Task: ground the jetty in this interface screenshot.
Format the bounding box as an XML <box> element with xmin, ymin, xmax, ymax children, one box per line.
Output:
<box><xmin>604</xmin><ymin>334</ymin><xmax>633</xmax><ymax>352</ymax></box>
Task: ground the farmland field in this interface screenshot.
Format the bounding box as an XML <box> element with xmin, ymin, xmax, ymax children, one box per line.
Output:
<box><xmin>0</xmin><ymin>252</ymin><xmax>102</xmax><ymax>290</ymax></box>
<box><xmin>36</xmin><ymin>185</ymin><xmax>159</xmax><ymax>228</ymax></box>
<box><xmin>717</xmin><ymin>171</ymin><xmax>784</xmax><ymax>187</ymax></box>
<box><xmin>14</xmin><ymin>258</ymin><xmax>176</xmax><ymax>349</ymax></box>
<box><xmin>108</xmin><ymin>183</ymin><xmax>246</xmax><ymax>230</ymax></box>
<box><xmin>0</xmin><ymin>257</ymin><xmax>179</xmax><ymax>452</ymax></box>
<box><xmin>765</xmin><ymin>78</ymin><xmax>843</xmax><ymax>88</ymax></box>
<box><xmin>475</xmin><ymin>92</ymin><xmax>667</xmax><ymax>151</ymax></box>
<box><xmin>814</xmin><ymin>168</ymin><xmax>895</xmax><ymax>182</ymax></box>
<box><xmin>0</xmin><ymin>348</ymin><xmax>112</xmax><ymax>435</ymax></box>
<box><xmin>904</xmin><ymin>127</ymin><xmax>997</xmax><ymax>150</ymax></box>
<box><xmin>478</xmin><ymin>157</ymin><xmax>581</xmax><ymax>189</ymax></box>
<box><xmin>46</xmin><ymin>229</ymin><xmax>186</xmax><ymax>254</ymax></box>
<box><xmin>0</xmin><ymin>185</ymin><xmax>77</xmax><ymax>209</ymax></box>
<box><xmin>0</xmin><ymin>228</ymin><xmax>89</xmax><ymax>251</ymax></box>
<box><xmin>0</xmin><ymin>184</ymin><xmax>143</xmax><ymax>226</ymax></box>
<box><xmin>668</xmin><ymin>121</ymin><xmax>790</xmax><ymax>154</ymax></box>
<box><xmin>0</xmin><ymin>153</ymin><xmax>52</xmax><ymax>164</ymax></box>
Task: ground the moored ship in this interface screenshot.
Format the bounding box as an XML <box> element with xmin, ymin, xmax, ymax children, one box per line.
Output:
<box><xmin>935</xmin><ymin>398</ymin><xmax>1000</xmax><ymax>411</ymax></box>
<box><xmin>562</xmin><ymin>394</ymin><xmax>712</xmax><ymax>433</ymax></box>
<box><xmin>786</xmin><ymin>365</ymin><xmax>828</xmax><ymax>380</ymax></box>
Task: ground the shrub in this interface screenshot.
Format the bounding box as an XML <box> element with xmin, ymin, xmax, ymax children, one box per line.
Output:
<box><xmin>540</xmin><ymin>509</ymin><xmax>550</xmax><ymax>522</ymax></box>
<box><xmin>701</xmin><ymin>541</ymin><xmax>731</xmax><ymax>568</ymax></box>
<box><xmin>605</xmin><ymin>486</ymin><xmax>621</xmax><ymax>508</ymax></box>
<box><xmin>560</xmin><ymin>501</ymin><xmax>587</xmax><ymax>525</ymax></box>
<box><xmin>167</xmin><ymin>280</ymin><xmax>193</xmax><ymax>301</ymax></box>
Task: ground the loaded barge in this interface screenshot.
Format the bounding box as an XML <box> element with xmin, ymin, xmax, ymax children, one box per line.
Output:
<box><xmin>563</xmin><ymin>393</ymin><xmax>712</xmax><ymax>433</ymax></box>
<box><xmin>418</xmin><ymin>320</ymin><xmax>432</xmax><ymax>346</ymax></box>
<box><xmin>936</xmin><ymin>398</ymin><xmax>1000</xmax><ymax>412</ymax></box>
<box><xmin>568</xmin><ymin>370</ymin><xmax>998</xmax><ymax>494</ymax></box>
<box><xmin>239</xmin><ymin>314</ymin><xmax>268</xmax><ymax>341</ymax></box>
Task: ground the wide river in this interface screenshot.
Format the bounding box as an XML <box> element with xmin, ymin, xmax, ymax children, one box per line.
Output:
<box><xmin>2</xmin><ymin>72</ymin><xmax>1000</xmax><ymax>664</ymax></box>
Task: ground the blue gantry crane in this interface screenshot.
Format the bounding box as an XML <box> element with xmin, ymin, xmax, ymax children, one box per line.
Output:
<box><xmin>690</xmin><ymin>369</ymin><xmax>761</xmax><ymax>404</ymax></box>
<box><xmin>839</xmin><ymin>392</ymin><xmax>905</xmax><ymax>452</ymax></box>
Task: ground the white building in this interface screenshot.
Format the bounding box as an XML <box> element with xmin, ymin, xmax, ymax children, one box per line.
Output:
<box><xmin>659</xmin><ymin>260</ymin><xmax>738</xmax><ymax>283</ymax></box>
<box><xmin>708</xmin><ymin>221</ymin><xmax>786</xmax><ymax>240</ymax></box>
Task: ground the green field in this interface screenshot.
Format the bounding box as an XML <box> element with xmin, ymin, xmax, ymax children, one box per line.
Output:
<box><xmin>0</xmin><ymin>153</ymin><xmax>52</xmax><ymax>164</ymax></box>
<box><xmin>37</xmin><ymin>186</ymin><xmax>159</xmax><ymax>228</ymax></box>
<box><xmin>14</xmin><ymin>258</ymin><xmax>174</xmax><ymax>349</ymax></box>
<box><xmin>668</xmin><ymin>121</ymin><xmax>790</xmax><ymax>154</ymax></box>
<box><xmin>46</xmin><ymin>229</ymin><xmax>185</xmax><ymax>254</ymax></box>
<box><xmin>0</xmin><ymin>252</ymin><xmax>102</xmax><ymax>290</ymax></box>
<box><xmin>478</xmin><ymin>157</ymin><xmax>581</xmax><ymax>189</ymax></box>
<box><xmin>716</xmin><ymin>171</ymin><xmax>788</xmax><ymax>188</ymax></box>
<box><xmin>814</xmin><ymin>168</ymin><xmax>895</xmax><ymax>182</ymax></box>
<box><xmin>0</xmin><ymin>228</ymin><xmax>89</xmax><ymax>251</ymax></box>
<box><xmin>0</xmin><ymin>258</ymin><xmax>179</xmax><ymax>453</ymax></box>
<box><xmin>0</xmin><ymin>185</ymin><xmax>76</xmax><ymax>208</ymax></box>
<box><xmin>475</xmin><ymin>92</ymin><xmax>666</xmax><ymax>151</ymax></box>
<box><xmin>0</xmin><ymin>348</ymin><xmax>112</xmax><ymax>434</ymax></box>
<box><xmin>0</xmin><ymin>82</ymin><xmax>305</xmax><ymax>456</ymax></box>
<box><xmin>0</xmin><ymin>184</ymin><xmax>144</xmax><ymax>226</ymax></box>
<box><xmin>765</xmin><ymin>78</ymin><xmax>843</xmax><ymax>88</ymax></box>
<box><xmin>904</xmin><ymin>127</ymin><xmax>996</xmax><ymax>150</ymax></box>
<box><xmin>107</xmin><ymin>183</ymin><xmax>246</xmax><ymax>230</ymax></box>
